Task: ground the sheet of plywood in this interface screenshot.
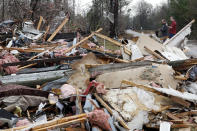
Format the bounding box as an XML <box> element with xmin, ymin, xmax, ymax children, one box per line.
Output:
<box><xmin>136</xmin><ymin>35</ymin><xmax>164</xmax><ymax>55</ymax></box>
<box><xmin>96</xmin><ymin>64</ymin><xmax>179</xmax><ymax>89</ymax></box>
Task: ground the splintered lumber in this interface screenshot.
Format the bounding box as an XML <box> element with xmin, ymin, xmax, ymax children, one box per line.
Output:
<box><xmin>63</xmin><ymin>28</ymin><xmax>103</xmax><ymax>54</ymax></box>
<box><xmin>18</xmin><ymin>46</ymin><xmax>57</xmax><ymax>69</ymax></box>
<box><xmin>6</xmin><ymin>114</ymin><xmax>87</xmax><ymax>131</ymax></box>
<box><xmin>43</xmin><ymin>26</ymin><xmax>50</xmax><ymax>41</ymax></box>
<box><xmin>175</xmin><ymin>110</ymin><xmax>197</xmax><ymax>118</ymax></box>
<box><xmin>0</xmin><ymin>69</ymin><xmax>73</xmax><ymax>86</ymax></box>
<box><xmin>32</xmin><ymin>114</ymin><xmax>87</xmax><ymax>131</ymax></box>
<box><xmin>37</xmin><ymin>16</ymin><xmax>43</xmax><ymax>30</ymax></box>
<box><xmin>174</xmin><ymin>75</ymin><xmax>188</xmax><ymax>81</ymax></box>
<box><xmin>121</xmin><ymin>80</ymin><xmax>162</xmax><ymax>95</ymax></box>
<box><xmin>144</xmin><ymin>46</ymin><xmax>165</xmax><ymax>60</ymax></box>
<box><xmin>94</xmin><ymin>93</ymin><xmax>130</xmax><ymax>130</ymax></box>
<box><xmin>4</xmin><ymin>47</ymin><xmax>44</xmax><ymax>53</ymax></box>
<box><xmin>171</xmin><ymin>124</ymin><xmax>197</xmax><ymax>128</ymax></box>
<box><xmin>170</xmin><ymin>96</ymin><xmax>191</xmax><ymax>108</ymax></box>
<box><xmin>47</xmin><ymin>15</ymin><xmax>69</xmax><ymax>42</ymax></box>
<box><xmin>35</xmin><ymin>118</ymin><xmax>86</xmax><ymax>131</ymax></box>
<box><xmin>94</xmin><ymin>32</ymin><xmax>131</xmax><ymax>55</ymax></box>
<box><xmin>166</xmin><ymin>112</ymin><xmax>180</xmax><ymax>120</ymax></box>
<box><xmin>168</xmin><ymin>59</ymin><xmax>197</xmax><ymax>71</ymax></box>
<box><xmin>18</xmin><ymin>63</ymin><xmax>37</xmax><ymax>70</ymax></box>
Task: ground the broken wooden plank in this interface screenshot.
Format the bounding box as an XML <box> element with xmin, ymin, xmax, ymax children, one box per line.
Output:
<box><xmin>174</xmin><ymin>75</ymin><xmax>188</xmax><ymax>81</ymax></box>
<box><xmin>94</xmin><ymin>32</ymin><xmax>131</xmax><ymax>55</ymax></box>
<box><xmin>37</xmin><ymin>16</ymin><xmax>43</xmax><ymax>30</ymax></box>
<box><xmin>94</xmin><ymin>93</ymin><xmax>130</xmax><ymax>130</ymax></box>
<box><xmin>171</xmin><ymin>123</ymin><xmax>197</xmax><ymax>128</ymax></box>
<box><xmin>33</xmin><ymin>117</ymin><xmax>86</xmax><ymax>131</ymax></box>
<box><xmin>63</xmin><ymin>28</ymin><xmax>103</xmax><ymax>54</ymax></box>
<box><xmin>47</xmin><ymin>14</ymin><xmax>69</xmax><ymax>42</ymax></box>
<box><xmin>144</xmin><ymin>46</ymin><xmax>165</xmax><ymax>60</ymax></box>
<box><xmin>4</xmin><ymin>47</ymin><xmax>44</xmax><ymax>53</ymax></box>
<box><xmin>43</xmin><ymin>26</ymin><xmax>50</xmax><ymax>41</ymax></box>
<box><xmin>18</xmin><ymin>63</ymin><xmax>37</xmax><ymax>70</ymax></box>
<box><xmin>166</xmin><ymin>112</ymin><xmax>180</xmax><ymax>120</ymax></box>
<box><xmin>168</xmin><ymin>58</ymin><xmax>197</xmax><ymax>71</ymax></box>
<box><xmin>121</xmin><ymin>80</ymin><xmax>162</xmax><ymax>95</ymax></box>
<box><xmin>170</xmin><ymin>96</ymin><xmax>191</xmax><ymax>108</ymax></box>
<box><xmin>175</xmin><ymin>110</ymin><xmax>197</xmax><ymax>118</ymax></box>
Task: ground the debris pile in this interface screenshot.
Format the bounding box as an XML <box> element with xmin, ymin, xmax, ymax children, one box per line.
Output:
<box><xmin>0</xmin><ymin>15</ymin><xmax>197</xmax><ymax>131</ymax></box>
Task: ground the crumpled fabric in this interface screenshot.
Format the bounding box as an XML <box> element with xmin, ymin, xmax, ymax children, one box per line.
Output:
<box><xmin>60</xmin><ymin>84</ymin><xmax>76</xmax><ymax>99</ymax></box>
<box><xmin>0</xmin><ymin>51</ymin><xmax>19</xmax><ymax>74</ymax></box>
<box><xmin>1</xmin><ymin>95</ymin><xmax>47</xmax><ymax>111</ymax></box>
<box><xmin>87</xmin><ymin>109</ymin><xmax>112</xmax><ymax>131</ymax></box>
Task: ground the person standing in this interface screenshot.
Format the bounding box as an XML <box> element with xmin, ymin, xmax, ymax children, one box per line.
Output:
<box><xmin>161</xmin><ymin>19</ymin><xmax>168</xmax><ymax>37</ymax></box>
<box><xmin>168</xmin><ymin>16</ymin><xmax>177</xmax><ymax>38</ymax></box>
<box><xmin>160</xmin><ymin>19</ymin><xmax>168</xmax><ymax>42</ymax></box>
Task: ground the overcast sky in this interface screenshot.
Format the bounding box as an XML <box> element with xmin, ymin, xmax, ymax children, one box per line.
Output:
<box><xmin>76</xmin><ymin>0</ymin><xmax>168</xmax><ymax>14</ymax></box>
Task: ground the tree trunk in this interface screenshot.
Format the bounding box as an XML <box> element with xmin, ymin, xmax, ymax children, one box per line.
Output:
<box><xmin>114</xmin><ymin>0</ymin><xmax>119</xmax><ymax>36</ymax></box>
<box><xmin>30</xmin><ymin>0</ymin><xmax>39</xmax><ymax>21</ymax></box>
<box><xmin>2</xmin><ymin>0</ymin><xmax>5</xmax><ymax>21</ymax></box>
<box><xmin>109</xmin><ymin>0</ymin><xmax>114</xmax><ymax>37</ymax></box>
<box><xmin>109</xmin><ymin>0</ymin><xmax>118</xmax><ymax>38</ymax></box>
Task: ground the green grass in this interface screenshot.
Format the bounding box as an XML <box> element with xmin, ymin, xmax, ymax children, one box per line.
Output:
<box><xmin>97</xmin><ymin>37</ymin><xmax>121</xmax><ymax>50</ymax></box>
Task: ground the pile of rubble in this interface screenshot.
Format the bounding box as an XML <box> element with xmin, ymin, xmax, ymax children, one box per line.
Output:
<box><xmin>0</xmin><ymin>15</ymin><xmax>197</xmax><ymax>131</ymax></box>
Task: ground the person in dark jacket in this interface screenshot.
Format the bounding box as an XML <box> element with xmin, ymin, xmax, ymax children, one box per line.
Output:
<box><xmin>160</xmin><ymin>19</ymin><xmax>168</xmax><ymax>37</ymax></box>
<box><xmin>160</xmin><ymin>19</ymin><xmax>168</xmax><ymax>42</ymax></box>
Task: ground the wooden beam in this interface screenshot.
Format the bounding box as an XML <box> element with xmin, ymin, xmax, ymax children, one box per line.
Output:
<box><xmin>170</xmin><ymin>96</ymin><xmax>191</xmax><ymax>108</ymax></box>
<box><xmin>37</xmin><ymin>16</ymin><xmax>43</xmax><ymax>30</ymax></box>
<box><xmin>121</xmin><ymin>80</ymin><xmax>162</xmax><ymax>95</ymax></box>
<box><xmin>94</xmin><ymin>93</ymin><xmax>130</xmax><ymax>130</ymax></box>
<box><xmin>4</xmin><ymin>47</ymin><xmax>44</xmax><ymax>53</ymax></box>
<box><xmin>47</xmin><ymin>15</ymin><xmax>69</xmax><ymax>42</ymax></box>
<box><xmin>43</xmin><ymin>25</ymin><xmax>50</xmax><ymax>41</ymax></box>
<box><xmin>33</xmin><ymin>118</ymin><xmax>86</xmax><ymax>131</ymax></box>
<box><xmin>63</xmin><ymin>28</ymin><xmax>103</xmax><ymax>54</ymax></box>
<box><xmin>94</xmin><ymin>32</ymin><xmax>132</xmax><ymax>55</ymax></box>
<box><xmin>166</xmin><ymin>112</ymin><xmax>180</xmax><ymax>120</ymax></box>
<box><xmin>144</xmin><ymin>46</ymin><xmax>165</xmax><ymax>60</ymax></box>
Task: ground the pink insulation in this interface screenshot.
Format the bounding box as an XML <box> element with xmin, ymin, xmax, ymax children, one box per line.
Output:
<box><xmin>0</xmin><ymin>51</ymin><xmax>19</xmax><ymax>74</ymax></box>
<box><xmin>15</xmin><ymin>119</ymin><xmax>31</xmax><ymax>127</ymax></box>
<box><xmin>60</xmin><ymin>84</ymin><xmax>76</xmax><ymax>98</ymax></box>
<box><xmin>87</xmin><ymin>109</ymin><xmax>112</xmax><ymax>131</ymax></box>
